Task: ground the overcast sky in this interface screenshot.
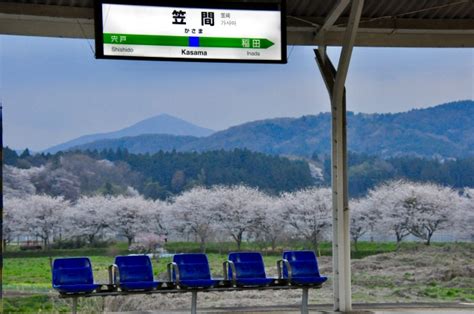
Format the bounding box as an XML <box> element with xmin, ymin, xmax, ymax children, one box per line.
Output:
<box><xmin>1</xmin><ymin>35</ymin><xmax>473</xmax><ymax>151</ymax></box>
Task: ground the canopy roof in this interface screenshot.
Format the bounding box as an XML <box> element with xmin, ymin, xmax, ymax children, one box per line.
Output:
<box><xmin>0</xmin><ymin>0</ymin><xmax>473</xmax><ymax>47</ymax></box>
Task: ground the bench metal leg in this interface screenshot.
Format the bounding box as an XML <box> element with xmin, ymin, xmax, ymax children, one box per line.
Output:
<box><xmin>72</xmin><ymin>297</ymin><xmax>78</xmax><ymax>314</ymax></box>
<box><xmin>301</xmin><ymin>288</ymin><xmax>309</xmax><ymax>314</ymax></box>
<box><xmin>191</xmin><ymin>291</ymin><xmax>198</xmax><ymax>314</ymax></box>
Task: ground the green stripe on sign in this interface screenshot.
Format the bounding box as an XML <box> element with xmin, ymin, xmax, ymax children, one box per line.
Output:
<box><xmin>103</xmin><ymin>33</ymin><xmax>274</xmax><ymax>49</ymax></box>
<box><xmin>200</xmin><ymin>37</ymin><xmax>274</xmax><ymax>49</ymax></box>
<box><xmin>104</xmin><ymin>33</ymin><xmax>188</xmax><ymax>47</ymax></box>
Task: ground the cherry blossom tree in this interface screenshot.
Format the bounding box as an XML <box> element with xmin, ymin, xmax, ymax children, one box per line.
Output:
<box><xmin>212</xmin><ymin>186</ymin><xmax>266</xmax><ymax>251</ymax></box>
<box><xmin>11</xmin><ymin>195</ymin><xmax>69</xmax><ymax>248</ymax></box>
<box><xmin>3</xmin><ymin>165</ymin><xmax>41</xmax><ymax>198</ymax></box>
<box><xmin>169</xmin><ymin>187</ymin><xmax>220</xmax><ymax>252</ymax></box>
<box><xmin>280</xmin><ymin>187</ymin><xmax>332</xmax><ymax>252</ymax></box>
<box><xmin>365</xmin><ymin>180</ymin><xmax>412</xmax><ymax>246</ymax></box>
<box><xmin>108</xmin><ymin>196</ymin><xmax>149</xmax><ymax>246</ymax></box>
<box><xmin>3</xmin><ymin>197</ymin><xmax>23</xmax><ymax>246</ymax></box>
<box><xmin>253</xmin><ymin>196</ymin><xmax>287</xmax><ymax>251</ymax></box>
<box><xmin>367</xmin><ymin>180</ymin><xmax>462</xmax><ymax>245</ymax></box>
<box><xmin>143</xmin><ymin>199</ymin><xmax>170</xmax><ymax>236</ymax></box>
<box><xmin>457</xmin><ymin>188</ymin><xmax>474</xmax><ymax>240</ymax></box>
<box><xmin>349</xmin><ymin>199</ymin><xmax>375</xmax><ymax>251</ymax></box>
<box><xmin>64</xmin><ymin>196</ymin><xmax>113</xmax><ymax>244</ymax></box>
<box><xmin>404</xmin><ymin>182</ymin><xmax>462</xmax><ymax>245</ymax></box>
<box><xmin>130</xmin><ymin>233</ymin><xmax>166</xmax><ymax>253</ymax></box>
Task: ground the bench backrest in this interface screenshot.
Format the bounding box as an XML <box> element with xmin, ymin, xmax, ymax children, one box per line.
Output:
<box><xmin>282</xmin><ymin>250</ymin><xmax>321</xmax><ymax>278</ymax></box>
<box><xmin>115</xmin><ymin>255</ymin><xmax>154</xmax><ymax>283</ymax></box>
<box><xmin>228</xmin><ymin>252</ymin><xmax>267</xmax><ymax>279</ymax></box>
<box><xmin>52</xmin><ymin>257</ymin><xmax>94</xmax><ymax>286</ymax></box>
<box><xmin>173</xmin><ymin>253</ymin><xmax>212</xmax><ymax>280</ymax></box>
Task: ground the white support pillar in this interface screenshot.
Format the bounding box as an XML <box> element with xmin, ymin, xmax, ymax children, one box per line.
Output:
<box><xmin>314</xmin><ymin>0</ymin><xmax>364</xmax><ymax>312</ymax></box>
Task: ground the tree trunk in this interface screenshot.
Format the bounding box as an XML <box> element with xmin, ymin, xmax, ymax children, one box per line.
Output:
<box><xmin>88</xmin><ymin>234</ymin><xmax>95</xmax><ymax>245</ymax></box>
<box><xmin>236</xmin><ymin>239</ymin><xmax>242</xmax><ymax>251</ymax></box>
<box><xmin>199</xmin><ymin>237</ymin><xmax>206</xmax><ymax>253</ymax></box>
<box><xmin>127</xmin><ymin>237</ymin><xmax>133</xmax><ymax>247</ymax></box>
<box><xmin>236</xmin><ymin>232</ymin><xmax>243</xmax><ymax>251</ymax></box>
<box><xmin>425</xmin><ymin>234</ymin><xmax>432</xmax><ymax>246</ymax></box>
<box><xmin>312</xmin><ymin>239</ymin><xmax>319</xmax><ymax>255</ymax></box>
<box><xmin>396</xmin><ymin>234</ymin><xmax>402</xmax><ymax>250</ymax></box>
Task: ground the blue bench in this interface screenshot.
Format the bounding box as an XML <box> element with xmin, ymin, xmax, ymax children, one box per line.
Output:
<box><xmin>279</xmin><ymin>250</ymin><xmax>328</xmax><ymax>286</ymax></box>
<box><xmin>167</xmin><ymin>253</ymin><xmax>219</xmax><ymax>288</ymax></box>
<box><xmin>224</xmin><ymin>252</ymin><xmax>274</xmax><ymax>287</ymax></box>
<box><xmin>52</xmin><ymin>250</ymin><xmax>327</xmax><ymax>314</ymax></box>
<box><xmin>52</xmin><ymin>257</ymin><xmax>100</xmax><ymax>295</ymax></box>
<box><xmin>114</xmin><ymin>255</ymin><xmax>160</xmax><ymax>291</ymax></box>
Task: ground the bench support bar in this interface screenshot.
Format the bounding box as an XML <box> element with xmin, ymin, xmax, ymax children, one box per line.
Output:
<box><xmin>191</xmin><ymin>291</ymin><xmax>198</xmax><ymax>314</ymax></box>
<box><xmin>301</xmin><ymin>287</ymin><xmax>309</xmax><ymax>314</ymax></box>
<box><xmin>72</xmin><ymin>297</ymin><xmax>78</xmax><ymax>314</ymax></box>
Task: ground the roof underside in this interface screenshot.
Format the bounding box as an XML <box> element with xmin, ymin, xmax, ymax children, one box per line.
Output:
<box><xmin>0</xmin><ymin>0</ymin><xmax>473</xmax><ymax>47</ymax></box>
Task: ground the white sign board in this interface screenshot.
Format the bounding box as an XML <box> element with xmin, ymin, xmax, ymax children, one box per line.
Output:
<box><xmin>95</xmin><ymin>1</ymin><xmax>286</xmax><ymax>63</ymax></box>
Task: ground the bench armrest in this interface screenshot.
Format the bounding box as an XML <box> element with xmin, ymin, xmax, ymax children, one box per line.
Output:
<box><xmin>108</xmin><ymin>264</ymin><xmax>118</xmax><ymax>285</ymax></box>
<box><xmin>167</xmin><ymin>262</ymin><xmax>180</xmax><ymax>284</ymax></box>
<box><xmin>277</xmin><ymin>259</ymin><xmax>292</xmax><ymax>281</ymax></box>
<box><xmin>222</xmin><ymin>260</ymin><xmax>237</xmax><ymax>285</ymax></box>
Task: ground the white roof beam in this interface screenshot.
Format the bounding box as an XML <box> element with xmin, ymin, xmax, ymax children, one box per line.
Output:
<box><xmin>315</xmin><ymin>0</ymin><xmax>350</xmax><ymax>42</ymax></box>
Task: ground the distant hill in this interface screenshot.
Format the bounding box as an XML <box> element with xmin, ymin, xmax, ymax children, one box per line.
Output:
<box><xmin>45</xmin><ymin>114</ymin><xmax>214</xmax><ymax>153</ymax></box>
<box><xmin>71</xmin><ymin>100</ymin><xmax>474</xmax><ymax>158</ymax></box>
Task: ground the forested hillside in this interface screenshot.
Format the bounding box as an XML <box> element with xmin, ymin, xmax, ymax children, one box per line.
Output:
<box><xmin>4</xmin><ymin>147</ymin><xmax>314</xmax><ymax>200</ymax></box>
<box><xmin>320</xmin><ymin>153</ymin><xmax>474</xmax><ymax>196</ymax></box>
<box><xmin>69</xmin><ymin>100</ymin><xmax>474</xmax><ymax>158</ymax></box>
<box><xmin>5</xmin><ymin>146</ymin><xmax>474</xmax><ymax>199</ymax></box>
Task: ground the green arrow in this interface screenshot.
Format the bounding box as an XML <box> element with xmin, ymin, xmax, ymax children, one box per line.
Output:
<box><xmin>200</xmin><ymin>37</ymin><xmax>274</xmax><ymax>49</ymax></box>
<box><xmin>104</xmin><ymin>34</ymin><xmax>188</xmax><ymax>47</ymax></box>
<box><xmin>103</xmin><ymin>33</ymin><xmax>274</xmax><ymax>49</ymax></box>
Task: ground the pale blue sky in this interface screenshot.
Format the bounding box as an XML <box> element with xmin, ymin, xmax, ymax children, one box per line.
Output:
<box><xmin>1</xmin><ymin>35</ymin><xmax>473</xmax><ymax>151</ymax></box>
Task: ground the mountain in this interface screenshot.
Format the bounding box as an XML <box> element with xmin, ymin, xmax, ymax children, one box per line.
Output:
<box><xmin>71</xmin><ymin>100</ymin><xmax>474</xmax><ymax>158</ymax></box>
<box><xmin>45</xmin><ymin>114</ymin><xmax>214</xmax><ymax>153</ymax></box>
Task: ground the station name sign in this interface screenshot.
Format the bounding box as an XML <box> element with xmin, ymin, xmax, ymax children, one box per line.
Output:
<box><xmin>94</xmin><ymin>0</ymin><xmax>286</xmax><ymax>63</ymax></box>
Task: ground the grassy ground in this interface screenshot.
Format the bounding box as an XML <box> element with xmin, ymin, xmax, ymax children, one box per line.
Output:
<box><xmin>5</xmin><ymin>240</ymin><xmax>448</xmax><ymax>259</ymax></box>
<box><xmin>163</xmin><ymin>241</ymin><xmax>407</xmax><ymax>258</ymax></box>
<box><xmin>3</xmin><ymin>242</ymin><xmax>473</xmax><ymax>313</ymax></box>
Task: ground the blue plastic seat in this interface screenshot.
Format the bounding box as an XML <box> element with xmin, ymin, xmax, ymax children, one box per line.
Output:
<box><xmin>52</xmin><ymin>257</ymin><xmax>100</xmax><ymax>294</ymax></box>
<box><xmin>170</xmin><ymin>254</ymin><xmax>219</xmax><ymax>288</ymax></box>
<box><xmin>227</xmin><ymin>252</ymin><xmax>274</xmax><ymax>286</ymax></box>
<box><xmin>281</xmin><ymin>251</ymin><xmax>328</xmax><ymax>286</ymax></box>
<box><xmin>115</xmin><ymin>255</ymin><xmax>159</xmax><ymax>291</ymax></box>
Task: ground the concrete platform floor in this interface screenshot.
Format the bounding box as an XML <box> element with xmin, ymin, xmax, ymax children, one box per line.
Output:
<box><xmin>119</xmin><ymin>302</ymin><xmax>474</xmax><ymax>313</ymax></box>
